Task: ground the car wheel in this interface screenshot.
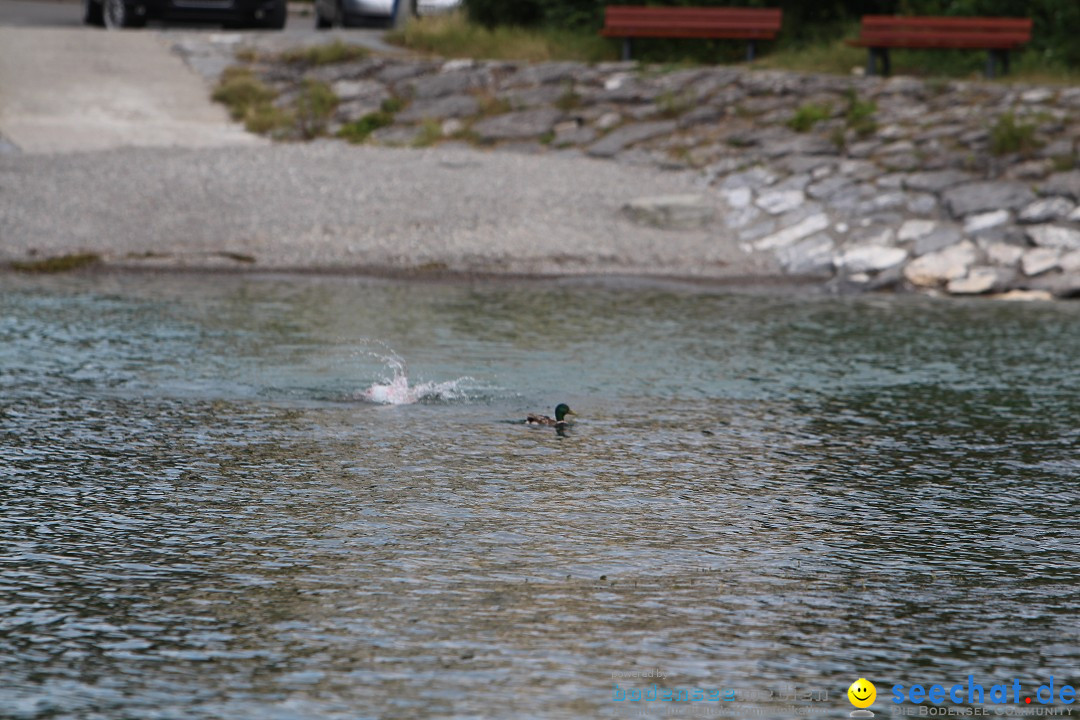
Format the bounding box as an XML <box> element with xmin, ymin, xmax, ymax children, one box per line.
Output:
<box><xmin>256</xmin><ymin>0</ymin><xmax>286</xmax><ymax>29</ymax></box>
<box><xmin>336</xmin><ymin>1</ymin><xmax>352</xmax><ymax>28</ymax></box>
<box><xmin>315</xmin><ymin>7</ymin><xmax>332</xmax><ymax>29</ymax></box>
<box><xmin>103</xmin><ymin>0</ymin><xmax>145</xmax><ymax>28</ymax></box>
<box><xmin>83</xmin><ymin>0</ymin><xmax>104</xmax><ymax>26</ymax></box>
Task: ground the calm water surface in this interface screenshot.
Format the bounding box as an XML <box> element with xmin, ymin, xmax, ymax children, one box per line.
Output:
<box><xmin>1</xmin><ymin>273</ymin><xmax>1078</xmax><ymax>719</ymax></box>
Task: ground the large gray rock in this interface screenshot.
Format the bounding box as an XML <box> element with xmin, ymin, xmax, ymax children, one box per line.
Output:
<box><xmin>405</xmin><ymin>70</ymin><xmax>489</xmax><ymax>99</ymax></box>
<box><xmin>1039</xmin><ymin>171</ymin><xmax>1080</xmax><ymax>201</ymax></box>
<box><xmin>331</xmin><ymin>79</ymin><xmax>389</xmax><ymax>103</ymax></box>
<box><xmin>1029</xmin><ymin>272</ymin><xmax>1080</xmax><ymax>298</ymax></box>
<box><xmin>507</xmin><ymin>61</ymin><xmax>582</xmax><ymax>86</ymax></box>
<box><xmin>986</xmin><ymin>242</ymin><xmax>1025</xmax><ymax>266</ymax></box>
<box><xmin>777</xmin><ymin>233</ymin><xmax>835</xmax><ymax>276</ymax></box>
<box><xmin>751</xmin><ymin>213</ymin><xmax>830</xmax><ymax>251</ymax></box>
<box><xmin>587</xmin><ymin>121</ymin><xmax>677</xmax><ymax>158</ymax></box>
<box><xmin>946</xmin><ymin>266</ymin><xmax>1014</xmax><ymax>295</ymax></box>
<box><xmin>498</xmin><ymin>84</ymin><xmax>567</xmax><ymax>109</ymax></box>
<box><xmin>911</xmin><ymin>227</ymin><xmax>963</xmax><ymax>259</ymax></box>
<box><xmin>621</xmin><ymin>194</ymin><xmax>715</xmax><ymax>230</ymax></box>
<box><xmin>1026</xmin><ymin>224</ymin><xmax>1080</xmax><ymax>250</ymax></box>
<box><xmin>755</xmin><ymin>190</ymin><xmax>806</xmax><ymax>215</ymax></box>
<box><xmin>963</xmin><ymin>209</ymin><xmax>1010</xmax><ymax>236</ymax></box>
<box><xmin>943</xmin><ymin>182</ymin><xmax>1036</xmax><ymax>218</ymax></box>
<box><xmin>904</xmin><ymin>240</ymin><xmax>977</xmax><ymax>286</ymax></box>
<box><xmin>837</xmin><ymin>245</ymin><xmax>908</xmax><ymax>274</ymax></box>
<box><xmin>806</xmin><ymin>175</ymin><xmax>855</xmax><ymax>201</ymax></box>
<box><xmin>396</xmin><ymin>95</ymin><xmax>480</xmax><ymax>122</ymax></box>
<box><xmin>904</xmin><ymin>170</ymin><xmax>973</xmax><ymax>193</ymax></box>
<box><xmin>1021</xmin><ymin>247</ymin><xmax>1061</xmax><ymax>276</ymax></box>
<box><xmin>1018</xmin><ymin>197</ymin><xmax>1076</xmax><ymax>224</ymax></box>
<box><xmin>472</xmin><ymin>108</ymin><xmax>562</xmax><ymax>141</ymax></box>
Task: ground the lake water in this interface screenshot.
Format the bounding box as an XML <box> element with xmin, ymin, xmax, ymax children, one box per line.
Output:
<box><xmin>2</xmin><ymin>273</ymin><xmax>1078</xmax><ymax>720</ymax></box>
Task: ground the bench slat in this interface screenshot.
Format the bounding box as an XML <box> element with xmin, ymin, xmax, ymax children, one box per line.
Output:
<box><xmin>861</xmin><ymin>15</ymin><xmax>1031</xmax><ymax>31</ymax></box>
<box><xmin>601</xmin><ymin>7</ymin><xmax>782</xmax><ymax>39</ymax></box>
<box><xmin>852</xmin><ymin>33</ymin><xmax>1031</xmax><ymax>49</ymax></box>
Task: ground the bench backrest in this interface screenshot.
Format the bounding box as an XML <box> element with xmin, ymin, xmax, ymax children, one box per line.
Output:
<box><xmin>602</xmin><ymin>6</ymin><xmax>783</xmax><ymax>39</ymax></box>
<box><xmin>858</xmin><ymin>15</ymin><xmax>1032</xmax><ymax>48</ymax></box>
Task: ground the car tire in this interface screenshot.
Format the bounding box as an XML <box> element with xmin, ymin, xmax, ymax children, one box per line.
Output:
<box><xmin>256</xmin><ymin>0</ymin><xmax>286</xmax><ymax>29</ymax></box>
<box><xmin>83</xmin><ymin>0</ymin><xmax>104</xmax><ymax>26</ymax></box>
<box><xmin>315</xmin><ymin>2</ymin><xmax>330</xmax><ymax>28</ymax></box>
<box><xmin>336</xmin><ymin>1</ymin><xmax>353</xmax><ymax>28</ymax></box>
<box><xmin>103</xmin><ymin>0</ymin><xmax>145</xmax><ymax>28</ymax></box>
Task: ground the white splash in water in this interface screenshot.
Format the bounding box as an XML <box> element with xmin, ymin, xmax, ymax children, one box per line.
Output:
<box><xmin>354</xmin><ymin>344</ymin><xmax>473</xmax><ymax>405</ymax></box>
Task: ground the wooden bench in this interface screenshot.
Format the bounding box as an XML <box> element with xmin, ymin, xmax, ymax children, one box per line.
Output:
<box><xmin>848</xmin><ymin>15</ymin><xmax>1033</xmax><ymax>78</ymax></box>
<box><xmin>600</xmin><ymin>7</ymin><xmax>783</xmax><ymax>63</ymax></box>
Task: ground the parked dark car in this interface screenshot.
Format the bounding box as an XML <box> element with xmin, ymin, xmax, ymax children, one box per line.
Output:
<box><xmin>314</xmin><ymin>0</ymin><xmax>456</xmax><ymax>30</ymax></box>
<box><xmin>83</xmin><ymin>0</ymin><xmax>286</xmax><ymax>29</ymax></box>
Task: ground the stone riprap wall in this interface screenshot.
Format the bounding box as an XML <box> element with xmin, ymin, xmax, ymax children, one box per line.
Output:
<box><xmin>257</xmin><ymin>54</ymin><xmax>1080</xmax><ymax>297</ymax></box>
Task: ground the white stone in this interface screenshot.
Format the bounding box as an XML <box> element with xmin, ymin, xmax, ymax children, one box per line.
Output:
<box><xmin>898</xmin><ymin>219</ymin><xmax>937</xmax><ymax>242</ymax></box>
<box><xmin>963</xmin><ymin>209</ymin><xmax>1010</xmax><ymax>235</ymax></box>
<box><xmin>440</xmin><ymin>59</ymin><xmax>475</xmax><ymax>72</ymax></box>
<box><xmin>834</xmin><ymin>222</ymin><xmax>850</xmax><ymax>234</ymax></box>
<box><xmin>604</xmin><ymin>73</ymin><xmax>633</xmax><ymax>91</ymax></box>
<box><xmin>1018</xmin><ymin>197</ymin><xmax>1075</xmax><ymax>223</ymax></box>
<box><xmin>1021</xmin><ymin>247</ymin><xmax>1061</xmax><ymax>276</ymax></box>
<box><xmin>441</xmin><ymin>118</ymin><xmax>463</xmax><ymax>135</ymax></box>
<box><xmin>1021</xmin><ymin>88</ymin><xmax>1054</xmax><ymax>104</ymax></box>
<box><xmin>1068</xmin><ymin>206</ymin><xmax>1080</xmax><ymax>222</ymax></box>
<box><xmin>596</xmin><ymin>112</ymin><xmax>622</xmax><ymax>131</ymax></box>
<box><xmin>755</xmin><ymin>190</ymin><xmax>806</xmax><ymax>215</ymax></box>
<box><xmin>947</xmin><ymin>267</ymin><xmax>1003</xmax><ymax>295</ymax></box>
<box><xmin>720</xmin><ymin>187</ymin><xmax>753</xmax><ymax>210</ymax></box>
<box><xmin>838</xmin><ymin>245</ymin><xmax>908</xmax><ymax>273</ymax></box>
<box><xmin>903</xmin><ymin>241</ymin><xmax>978</xmax><ymax>287</ymax></box>
<box><xmin>1061</xmin><ymin>250</ymin><xmax>1080</xmax><ymax>273</ymax></box>
<box><xmin>986</xmin><ymin>243</ymin><xmax>1025</xmax><ymax>266</ymax></box>
<box><xmin>878</xmin><ymin>124</ymin><xmax>905</xmax><ymax>140</ymax></box>
<box><xmin>752</xmin><ymin>213</ymin><xmax>830</xmax><ymax>251</ymax></box>
<box><xmin>1026</xmin><ymin>224</ymin><xmax>1080</xmax><ymax>250</ymax></box>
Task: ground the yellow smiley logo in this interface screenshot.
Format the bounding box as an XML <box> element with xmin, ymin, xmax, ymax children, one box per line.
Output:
<box><xmin>848</xmin><ymin>678</ymin><xmax>876</xmax><ymax>709</ymax></box>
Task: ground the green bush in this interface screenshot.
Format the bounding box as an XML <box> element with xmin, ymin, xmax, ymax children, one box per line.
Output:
<box><xmin>461</xmin><ymin>0</ymin><xmax>1080</xmax><ymax>70</ymax></box>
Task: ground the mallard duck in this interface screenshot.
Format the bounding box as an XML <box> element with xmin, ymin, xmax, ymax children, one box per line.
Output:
<box><xmin>526</xmin><ymin>403</ymin><xmax>575</xmax><ymax>427</ymax></box>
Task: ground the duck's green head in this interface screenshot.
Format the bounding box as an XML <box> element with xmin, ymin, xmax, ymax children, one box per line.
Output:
<box><xmin>555</xmin><ymin>403</ymin><xmax>574</xmax><ymax>422</ymax></box>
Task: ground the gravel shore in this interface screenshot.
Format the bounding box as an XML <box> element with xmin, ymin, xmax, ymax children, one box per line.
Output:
<box><xmin>0</xmin><ymin>142</ymin><xmax>766</xmax><ymax>278</ymax></box>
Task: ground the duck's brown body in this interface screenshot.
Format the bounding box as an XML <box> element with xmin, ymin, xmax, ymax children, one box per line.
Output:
<box><xmin>525</xmin><ymin>403</ymin><xmax>574</xmax><ymax>427</ymax></box>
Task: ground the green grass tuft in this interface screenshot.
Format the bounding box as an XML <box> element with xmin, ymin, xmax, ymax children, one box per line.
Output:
<box><xmin>844</xmin><ymin>89</ymin><xmax>877</xmax><ymax>137</ymax></box>
<box><xmin>554</xmin><ymin>86</ymin><xmax>581</xmax><ymax>112</ymax></box>
<box><xmin>386</xmin><ymin>10</ymin><xmax>615</xmax><ymax>63</ymax></box>
<box><xmin>294</xmin><ymin>80</ymin><xmax>339</xmax><ymax>138</ymax></box>
<box><xmin>212</xmin><ymin>67</ymin><xmax>277</xmax><ymax>121</ymax></box>
<box><xmin>277</xmin><ymin>40</ymin><xmax>369</xmax><ymax>66</ymax></box>
<box><xmin>787</xmin><ymin>103</ymin><xmax>832</xmax><ymax>133</ymax></box>
<box><xmin>337</xmin><ymin>111</ymin><xmax>395</xmax><ymax>143</ymax></box>
<box><xmin>413</xmin><ymin>119</ymin><xmax>443</xmax><ymax>147</ymax></box>
<box><xmin>657</xmin><ymin>90</ymin><xmax>694</xmax><ymax>119</ymax></box>
<box><xmin>990</xmin><ymin>112</ymin><xmax>1043</xmax><ymax>156</ymax></box>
